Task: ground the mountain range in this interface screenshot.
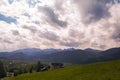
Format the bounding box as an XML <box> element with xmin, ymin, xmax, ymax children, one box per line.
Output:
<box><xmin>0</xmin><ymin>47</ymin><xmax>120</xmax><ymax>64</ymax></box>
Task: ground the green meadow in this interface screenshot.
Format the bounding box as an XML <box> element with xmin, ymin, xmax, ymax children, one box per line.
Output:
<box><xmin>4</xmin><ymin>60</ymin><xmax>120</xmax><ymax>80</ymax></box>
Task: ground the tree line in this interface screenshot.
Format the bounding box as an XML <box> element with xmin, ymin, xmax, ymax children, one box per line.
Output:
<box><xmin>0</xmin><ymin>60</ymin><xmax>50</xmax><ymax>79</ymax></box>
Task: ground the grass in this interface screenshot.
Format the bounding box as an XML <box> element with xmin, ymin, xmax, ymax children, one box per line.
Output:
<box><xmin>4</xmin><ymin>60</ymin><xmax>120</xmax><ymax>80</ymax></box>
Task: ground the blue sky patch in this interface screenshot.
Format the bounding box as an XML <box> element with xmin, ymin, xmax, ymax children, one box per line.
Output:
<box><xmin>33</xmin><ymin>21</ymin><xmax>40</xmax><ymax>25</ymax></box>
<box><xmin>8</xmin><ymin>0</ymin><xmax>14</xmax><ymax>4</ymax></box>
<box><xmin>27</xmin><ymin>0</ymin><xmax>37</xmax><ymax>8</ymax></box>
<box><xmin>23</xmin><ymin>12</ymin><xmax>31</xmax><ymax>18</ymax></box>
<box><xmin>27</xmin><ymin>0</ymin><xmax>41</xmax><ymax>8</ymax></box>
<box><xmin>0</xmin><ymin>14</ymin><xmax>17</xmax><ymax>24</ymax></box>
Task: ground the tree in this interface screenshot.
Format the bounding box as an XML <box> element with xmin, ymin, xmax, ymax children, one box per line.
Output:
<box><xmin>23</xmin><ymin>68</ymin><xmax>27</xmax><ymax>73</ymax></box>
<box><xmin>36</xmin><ymin>61</ymin><xmax>43</xmax><ymax>72</ymax></box>
<box><xmin>29</xmin><ymin>66</ymin><xmax>33</xmax><ymax>73</ymax></box>
<box><xmin>18</xmin><ymin>67</ymin><xmax>23</xmax><ymax>75</ymax></box>
<box><xmin>0</xmin><ymin>61</ymin><xmax>6</xmax><ymax>78</ymax></box>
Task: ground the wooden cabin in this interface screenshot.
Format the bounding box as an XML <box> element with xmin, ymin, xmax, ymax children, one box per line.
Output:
<box><xmin>51</xmin><ymin>63</ymin><xmax>64</xmax><ymax>69</ymax></box>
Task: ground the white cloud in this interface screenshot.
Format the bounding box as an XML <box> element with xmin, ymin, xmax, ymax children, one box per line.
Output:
<box><xmin>0</xmin><ymin>0</ymin><xmax>120</xmax><ymax>51</ymax></box>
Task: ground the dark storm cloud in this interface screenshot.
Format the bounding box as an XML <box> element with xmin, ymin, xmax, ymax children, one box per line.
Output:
<box><xmin>11</xmin><ymin>30</ymin><xmax>19</xmax><ymax>36</ymax></box>
<box><xmin>39</xmin><ymin>31</ymin><xmax>59</xmax><ymax>41</ymax></box>
<box><xmin>74</xmin><ymin>0</ymin><xmax>111</xmax><ymax>24</ymax></box>
<box><xmin>39</xmin><ymin>6</ymin><xmax>67</xmax><ymax>27</ymax></box>
<box><xmin>0</xmin><ymin>13</ymin><xmax>17</xmax><ymax>24</ymax></box>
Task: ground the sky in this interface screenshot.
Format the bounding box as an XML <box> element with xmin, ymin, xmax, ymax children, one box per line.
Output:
<box><xmin>0</xmin><ymin>0</ymin><xmax>120</xmax><ymax>51</ymax></box>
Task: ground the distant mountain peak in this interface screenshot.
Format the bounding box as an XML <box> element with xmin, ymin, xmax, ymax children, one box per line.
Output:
<box><xmin>63</xmin><ymin>48</ymin><xmax>75</xmax><ymax>51</ymax></box>
<box><xmin>84</xmin><ymin>48</ymin><xmax>101</xmax><ymax>53</ymax></box>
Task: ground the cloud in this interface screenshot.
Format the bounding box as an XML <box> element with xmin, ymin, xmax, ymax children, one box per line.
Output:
<box><xmin>11</xmin><ymin>30</ymin><xmax>20</xmax><ymax>36</ymax></box>
<box><xmin>111</xmin><ymin>23</ymin><xmax>120</xmax><ymax>42</ymax></box>
<box><xmin>73</xmin><ymin>0</ymin><xmax>111</xmax><ymax>24</ymax></box>
<box><xmin>60</xmin><ymin>41</ymin><xmax>80</xmax><ymax>47</ymax></box>
<box><xmin>39</xmin><ymin>6</ymin><xmax>67</xmax><ymax>27</ymax></box>
<box><xmin>22</xmin><ymin>25</ymin><xmax>38</xmax><ymax>33</ymax></box>
<box><xmin>0</xmin><ymin>13</ymin><xmax>17</xmax><ymax>24</ymax></box>
<box><xmin>0</xmin><ymin>0</ymin><xmax>120</xmax><ymax>51</ymax></box>
<box><xmin>3</xmin><ymin>39</ymin><xmax>13</xmax><ymax>44</ymax></box>
<box><xmin>91</xmin><ymin>42</ymin><xmax>107</xmax><ymax>49</ymax></box>
<box><xmin>42</xmin><ymin>41</ymin><xmax>55</xmax><ymax>47</ymax></box>
<box><xmin>39</xmin><ymin>31</ymin><xmax>60</xmax><ymax>41</ymax></box>
<box><xmin>105</xmin><ymin>4</ymin><xmax>120</xmax><ymax>43</ymax></box>
<box><xmin>69</xmin><ymin>29</ymin><xmax>85</xmax><ymax>39</ymax></box>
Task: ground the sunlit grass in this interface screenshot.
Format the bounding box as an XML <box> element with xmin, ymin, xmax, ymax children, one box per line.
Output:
<box><xmin>4</xmin><ymin>60</ymin><xmax>120</xmax><ymax>80</ymax></box>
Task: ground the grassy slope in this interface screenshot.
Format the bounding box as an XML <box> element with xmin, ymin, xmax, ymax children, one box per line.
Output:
<box><xmin>5</xmin><ymin>60</ymin><xmax>120</xmax><ymax>80</ymax></box>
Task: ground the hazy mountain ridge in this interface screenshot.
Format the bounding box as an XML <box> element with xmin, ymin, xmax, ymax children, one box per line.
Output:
<box><xmin>0</xmin><ymin>47</ymin><xmax>120</xmax><ymax>64</ymax></box>
<box><xmin>11</xmin><ymin>48</ymin><xmax>62</xmax><ymax>55</ymax></box>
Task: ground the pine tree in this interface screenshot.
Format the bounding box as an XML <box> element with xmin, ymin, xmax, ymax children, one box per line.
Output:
<box><xmin>0</xmin><ymin>61</ymin><xmax>6</xmax><ymax>78</ymax></box>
